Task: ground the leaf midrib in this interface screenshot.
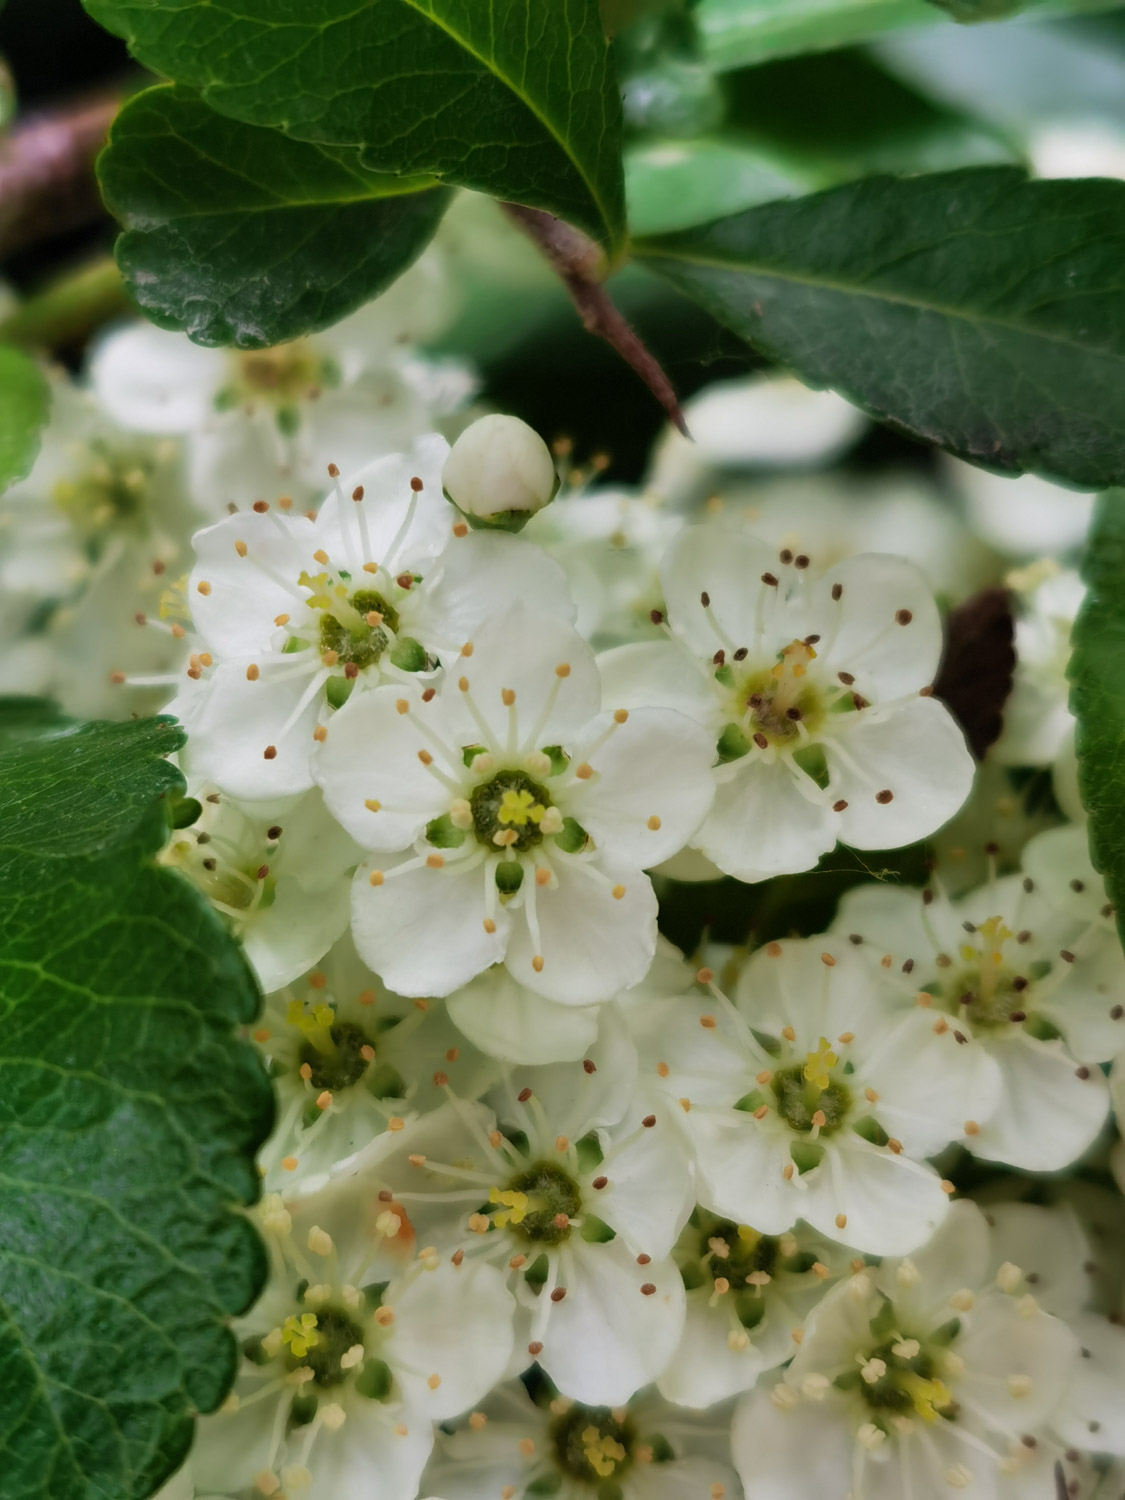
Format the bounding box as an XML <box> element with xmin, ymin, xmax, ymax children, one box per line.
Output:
<box><xmin>634</xmin><ymin>242</ymin><xmax>1125</xmax><ymax>362</ymax></box>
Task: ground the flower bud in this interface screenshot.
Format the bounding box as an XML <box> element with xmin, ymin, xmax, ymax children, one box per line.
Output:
<box><xmin>442</xmin><ymin>414</ymin><xmax>558</xmax><ymax>533</ymax></box>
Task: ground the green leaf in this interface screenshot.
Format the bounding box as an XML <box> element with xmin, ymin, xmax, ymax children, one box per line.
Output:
<box><xmin>695</xmin><ymin>0</ymin><xmax>1125</xmax><ymax>71</ymax></box>
<box><xmin>0</xmin><ymin>345</ymin><xmax>50</xmax><ymax>493</ymax></box>
<box><xmin>99</xmin><ymin>85</ymin><xmax>452</xmax><ymax>348</ymax></box>
<box><xmin>82</xmin><ymin>0</ymin><xmax>626</xmax><ymax>251</ymax></box>
<box><xmin>1071</xmin><ymin>495</ymin><xmax>1125</xmax><ymax>956</ymax></box>
<box><xmin>635</xmin><ymin>167</ymin><xmax>1125</xmax><ymax>488</ymax></box>
<box><xmin>0</xmin><ymin>704</ymin><xmax>273</xmax><ymax>1500</ymax></box>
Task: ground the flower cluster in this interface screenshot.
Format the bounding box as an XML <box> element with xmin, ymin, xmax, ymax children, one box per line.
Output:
<box><xmin>13</xmin><ymin>292</ymin><xmax>1124</xmax><ymax>1500</ymax></box>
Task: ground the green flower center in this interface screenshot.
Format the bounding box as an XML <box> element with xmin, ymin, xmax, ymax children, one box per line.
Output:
<box><xmin>551</xmin><ymin>1405</ymin><xmax>635</xmax><ymax>1487</ymax></box>
<box><xmin>318</xmin><ymin>589</ymin><xmax>400</xmax><ymax>670</ymax></box>
<box><xmin>493</xmin><ymin>1160</ymin><xmax>582</xmax><ymax>1244</ymax></box>
<box><xmin>771</xmin><ymin>1062</ymin><xmax>851</xmax><ymax>1135</ymax></box>
<box><xmin>232</xmin><ymin>343</ymin><xmax>332</xmax><ymax>404</ymax></box>
<box><xmin>281</xmin><ymin>1305</ymin><xmax>365</xmax><ymax>1388</ymax></box>
<box><xmin>471</xmin><ymin>770</ymin><xmax>553</xmax><ymax>852</ymax></box>
<box><xmin>52</xmin><ymin>441</ymin><xmax>158</xmax><ymax>535</ymax></box>
<box><xmin>299</xmin><ymin>1019</ymin><xmax>374</xmax><ymax>1092</ymax></box>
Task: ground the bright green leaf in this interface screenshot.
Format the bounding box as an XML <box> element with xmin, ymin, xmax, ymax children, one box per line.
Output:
<box><xmin>1071</xmin><ymin>495</ymin><xmax>1125</xmax><ymax>955</ymax></box>
<box><xmin>99</xmin><ymin>85</ymin><xmax>452</xmax><ymax>348</ymax></box>
<box><xmin>0</xmin><ymin>345</ymin><xmax>49</xmax><ymax>493</ymax></box>
<box><xmin>82</xmin><ymin>0</ymin><xmax>626</xmax><ymax>251</ymax></box>
<box><xmin>626</xmin><ymin>138</ymin><xmax>802</xmax><ymax>237</ymax></box>
<box><xmin>0</xmin><ymin>704</ymin><xmax>273</xmax><ymax>1500</ymax></box>
<box><xmin>695</xmin><ymin>0</ymin><xmax>1125</xmax><ymax>71</ymax></box>
<box><xmin>635</xmin><ymin>167</ymin><xmax>1125</xmax><ymax>489</ymax></box>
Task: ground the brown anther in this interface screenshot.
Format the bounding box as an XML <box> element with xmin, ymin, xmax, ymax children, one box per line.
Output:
<box><xmin>256</xmin><ymin>864</ymin><xmax>269</xmax><ymax>880</ymax></box>
<box><xmin>583</xmin><ymin>1058</ymin><xmax>597</xmax><ymax>1074</ymax></box>
<box><xmin>831</xmin><ymin>583</ymin><xmax>843</xmax><ymax>600</ymax></box>
<box><xmin>753</xmin><ymin>732</ymin><xmax>769</xmax><ymax>750</ymax></box>
<box><xmin>410</xmin><ymin>476</ymin><xmax>424</xmax><ymax>492</ymax></box>
<box><xmin>636</xmin><ymin>1253</ymin><xmax>651</xmax><ymax>1265</ymax></box>
<box><xmin>110</xmin><ymin>671</ymin><xmax>126</xmax><ymax>685</ymax></box>
<box><xmin>832</xmin><ymin>799</ymin><xmax>848</xmax><ymax>812</ymax></box>
<box><xmin>396</xmin><ymin>572</ymin><xmax>413</xmax><ymax>590</ymax></box>
<box><xmin>820</xmin><ymin>952</ymin><xmax>836</xmax><ymax>968</ymax></box>
<box><xmin>550</xmin><ymin>1287</ymin><xmax>567</xmax><ymax>1303</ymax></box>
<box><xmin>327</xmin><ymin>463</ymin><xmax>340</xmax><ymax>477</ymax></box>
<box><xmin>795</xmin><ymin>555</ymin><xmax>809</xmax><ymax>569</ymax></box>
<box><xmin>592</xmin><ymin>1175</ymin><xmax>608</xmax><ymax>1189</ymax></box>
<box><xmin>642</xmin><ymin>1114</ymin><xmax>657</xmax><ymax>1128</ymax></box>
<box><xmin>196</xmin><ymin>580</ymin><xmax>212</xmax><ymax>596</ymax></box>
<box><xmin>640</xmin><ymin>1283</ymin><xmax>656</xmax><ymax>1296</ymax></box>
<box><xmin>246</xmin><ymin>664</ymin><xmax>260</xmax><ymax>681</ymax></box>
<box><xmin>352</xmin><ymin>486</ymin><xmax>364</xmax><ymax>501</ymax></box>
<box><xmin>252</xmin><ymin>500</ymin><xmax>269</xmax><ymax>513</ymax></box>
<box><xmin>761</xmin><ymin>572</ymin><xmax>779</xmax><ymax>587</ymax></box>
<box><xmin>700</xmin><ymin>1015</ymin><xmax>717</xmax><ymax>1029</ymax></box>
<box><xmin>152</xmin><ymin>559</ymin><xmax>166</xmax><ymax>575</ymax></box>
<box><xmin>263</xmin><ymin>745</ymin><xmax>278</xmax><ymax>760</ymax></box>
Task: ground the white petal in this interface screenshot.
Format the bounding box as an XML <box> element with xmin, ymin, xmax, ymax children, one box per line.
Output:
<box><xmin>682</xmin><ymin>1107</ymin><xmax>799</xmax><ymax>1234</ymax></box>
<box><xmin>697</xmin><ymin>757</ymin><xmax>837</xmax><ymax>882</ymax></box>
<box><xmin>860</xmin><ymin>1010</ymin><xmax>1003</xmax><ymax>1158</ymax></box>
<box><xmin>627</xmin><ymin>992</ymin><xmax>750</xmax><ymax>1108</ymax></box>
<box><xmin>504</xmin><ymin>854</ymin><xmax>659</xmax><ymax>1005</ymax></box>
<box><xmin>350</xmin><ymin>856</ymin><xmax>509</xmax><ymax>998</ymax></box>
<box><xmin>192</xmin><ymin>1395</ymin><xmax>284</xmax><ymax>1494</ymax></box>
<box><xmin>307</xmin><ymin>1399</ymin><xmax>434</xmax><ymax>1500</ymax></box>
<box><xmin>491</xmin><ymin>1003</ymin><xmax>637</xmax><ymax>1136</ymax></box>
<box><xmin>598</xmin><ymin>1108</ymin><xmax>695</xmax><ymax>1258</ymax></box>
<box><xmin>457</xmin><ymin>603</ymin><xmax>601</xmax><ymax>747</ymax></box>
<box><xmin>677</xmin><ymin>373</ymin><xmax>866</xmax><ymax>469</ymax></box>
<box><xmin>831</xmin><ymin>881</ymin><xmax>941</xmax><ymax>965</ymax></box>
<box><xmin>732</xmin><ymin>1385</ymin><xmax>855</xmax><ymax>1500</ymax></box>
<box><xmin>800</xmin><ymin>1134</ymin><xmax>951</xmax><ymax>1255</ymax></box>
<box><xmin>1053</xmin><ymin>1312</ymin><xmax>1125</xmax><ymax>1456</ymax></box>
<box><xmin>657</xmin><ymin>1289</ymin><xmax>768</xmax><ymax>1408</ymax></box>
<box><xmin>447</xmin><ymin>969</ymin><xmax>599</xmax><ymax>1063</ymax></box>
<box><xmin>571</xmin><ymin>706</ymin><xmax>716</xmax><ymax>866</ymax></box>
<box><xmin>969</xmin><ymin>1031</ymin><xmax>1110</xmax><ymax>1171</ymax></box>
<box><xmin>985</xmin><ymin>1203</ymin><xmax>1091</xmax><ymax>1320</ymax></box>
<box><xmin>390</xmin><ymin>1261</ymin><xmax>515</xmax><ymax>1419</ymax></box>
<box><xmin>183</xmin><ymin>662</ymin><xmax>323</xmax><ymax>801</ymax></box>
<box><xmin>1021</xmin><ymin>824</ymin><xmax>1107</xmax><ymax>924</ymax></box>
<box><xmin>809</xmin><ymin>554</ymin><xmax>943</xmax><ymax>698</ymax></box>
<box><xmin>409</xmin><ymin>530</ymin><xmax>575</xmax><ymax>651</ymax></box>
<box><xmin>243</xmin><ymin>873</ymin><xmax>352</xmax><ymax>991</ymax></box>
<box><xmin>629</xmin><ymin>1458</ymin><xmax>743</xmax><ymax>1500</ymax></box>
<box><xmin>90</xmin><ymin>322</ymin><xmax>226</xmax><ymax>432</ymax></box>
<box><xmin>660</xmin><ymin>525</ymin><xmax>787</xmax><ymax>658</ymax></box>
<box><xmin>189</xmin><ymin>510</ymin><xmax>319</xmax><ymax>657</ymax></box>
<box><xmin>957</xmin><ymin>1292</ymin><xmax>1079</xmax><ymax>1433</ymax></box>
<box><xmin>314</xmin><ymin>684</ymin><xmax>451</xmax><ymax>848</ymax></box>
<box><xmin>537</xmin><ymin>1236</ymin><xmax>685</xmax><ymax>1405</ymax></box>
<box><xmin>876</xmin><ymin>1199</ymin><xmax>991</xmax><ymax>1328</ymax></box>
<box><xmin>597</xmin><ymin>639</ymin><xmax>720</xmax><ymax>723</ymax></box>
<box><xmin>828</xmin><ymin>694</ymin><xmax>975</xmax><ymax>850</ymax></box>
<box><xmin>323</xmin><ymin>434</ymin><xmax>451</xmax><ymax>571</ymax></box>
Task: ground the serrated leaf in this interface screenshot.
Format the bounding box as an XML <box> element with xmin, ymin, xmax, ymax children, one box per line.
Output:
<box><xmin>99</xmin><ymin>85</ymin><xmax>452</xmax><ymax>348</ymax></box>
<box><xmin>82</xmin><ymin>0</ymin><xmax>626</xmax><ymax>251</ymax></box>
<box><xmin>695</xmin><ymin>0</ymin><xmax>1125</xmax><ymax>71</ymax></box>
<box><xmin>0</xmin><ymin>345</ymin><xmax>50</xmax><ymax>494</ymax></box>
<box><xmin>0</xmin><ymin>704</ymin><xmax>273</xmax><ymax>1500</ymax></box>
<box><xmin>635</xmin><ymin>167</ymin><xmax>1125</xmax><ymax>489</ymax></box>
<box><xmin>1070</xmin><ymin>495</ymin><xmax>1125</xmax><ymax>956</ymax></box>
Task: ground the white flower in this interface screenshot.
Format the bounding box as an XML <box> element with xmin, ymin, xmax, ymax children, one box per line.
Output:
<box><xmin>657</xmin><ymin>1210</ymin><xmax>853</xmax><ymax>1409</ymax></box>
<box><xmin>190</xmin><ymin>1184</ymin><xmax>515</xmax><ymax>1500</ymax></box>
<box><xmin>253</xmin><ymin>934</ymin><xmax>499</xmax><ymax>1193</ymax></box>
<box><xmin>335</xmin><ymin>1022</ymin><xmax>694</xmax><ymax>1405</ymax></box>
<box><xmin>994</xmin><ymin>563</ymin><xmax>1084</xmax><ymax>768</ymax></box>
<box><xmin>600</xmin><ymin>525</ymin><xmax>975</xmax><ymax>883</ymax></box>
<box><xmin>90</xmin><ymin>262</ymin><xmax>469</xmax><ymax>511</ymax></box>
<box><xmin>832</xmin><ymin>824</ymin><xmax>1120</xmax><ymax>1172</ymax></box>
<box><xmin>943</xmin><ymin>455</ymin><xmax>1095</xmax><ymax>560</ymax></box>
<box><xmin>442</xmin><ymin>414</ymin><xmax>558</xmax><ymax>531</ymax></box>
<box><xmin>173</xmin><ymin>436</ymin><xmax>573</xmax><ymax>801</ymax></box>
<box><xmin>421</xmin><ymin>1378</ymin><xmax>742</xmax><ymax>1500</ymax></box>
<box><xmin>163</xmin><ymin>787</ymin><xmax>360</xmax><ymax>993</ymax></box>
<box><xmin>625</xmin><ymin>937</ymin><xmax>994</xmax><ymax>1255</ymax></box>
<box><xmin>647</xmin><ymin>374</ymin><xmax>867</xmax><ymax>508</ymax></box>
<box><xmin>733</xmin><ymin>1201</ymin><xmax>1080</xmax><ymax>1500</ymax></box>
<box><xmin>313</xmin><ymin>602</ymin><xmax>715</xmax><ymax>1003</ymax></box>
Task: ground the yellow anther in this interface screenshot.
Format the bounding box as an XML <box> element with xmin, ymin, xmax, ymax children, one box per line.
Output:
<box><xmin>281</xmin><ymin>1312</ymin><xmax>320</xmax><ymax>1359</ymax></box>
<box><xmin>498</xmin><ymin>788</ymin><xmax>545</xmax><ymax>828</ymax></box>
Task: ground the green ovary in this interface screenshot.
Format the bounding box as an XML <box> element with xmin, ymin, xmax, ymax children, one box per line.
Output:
<box><xmin>771</xmin><ymin>1064</ymin><xmax>851</xmax><ymax>1135</ymax></box>
<box><xmin>471</xmin><ymin>769</ymin><xmax>553</xmax><ymax>852</ymax></box>
<box><xmin>318</xmin><ymin>589</ymin><xmax>400</xmax><ymax>669</ymax></box>
<box><xmin>282</xmin><ymin>1306</ymin><xmax>366</xmax><ymax>1388</ymax></box>
<box><xmin>299</xmin><ymin>1020</ymin><xmax>374</xmax><ymax>1091</ymax></box>
<box><xmin>550</xmin><ymin>1404</ymin><xmax>636</xmax><ymax>1487</ymax></box>
<box><xmin>496</xmin><ymin>1160</ymin><xmax>582</xmax><ymax>1245</ymax></box>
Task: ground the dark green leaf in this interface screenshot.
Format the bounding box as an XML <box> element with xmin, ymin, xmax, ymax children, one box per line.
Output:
<box><xmin>0</xmin><ymin>704</ymin><xmax>273</xmax><ymax>1500</ymax></box>
<box><xmin>82</xmin><ymin>0</ymin><xmax>626</xmax><ymax>251</ymax></box>
<box><xmin>1070</xmin><ymin>495</ymin><xmax>1125</xmax><ymax>955</ymax></box>
<box><xmin>0</xmin><ymin>345</ymin><xmax>49</xmax><ymax>493</ymax></box>
<box><xmin>635</xmin><ymin>167</ymin><xmax>1125</xmax><ymax>488</ymax></box>
<box><xmin>99</xmin><ymin>85</ymin><xmax>452</xmax><ymax>348</ymax></box>
<box><xmin>695</xmin><ymin>0</ymin><xmax>1125</xmax><ymax>71</ymax></box>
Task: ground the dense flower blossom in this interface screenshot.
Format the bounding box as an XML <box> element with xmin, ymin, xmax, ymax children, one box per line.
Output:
<box><xmin>314</xmin><ymin>602</ymin><xmax>715</xmax><ymax>1002</ymax></box>
<box><xmin>601</xmin><ymin>525</ymin><xmax>975</xmax><ymax>882</ymax></box>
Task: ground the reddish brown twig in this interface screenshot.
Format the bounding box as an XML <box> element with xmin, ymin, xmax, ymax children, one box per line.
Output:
<box><xmin>500</xmin><ymin>201</ymin><xmax>687</xmax><ymax>435</ymax></box>
<box><xmin>0</xmin><ymin>91</ymin><xmax>120</xmax><ymax>256</ymax></box>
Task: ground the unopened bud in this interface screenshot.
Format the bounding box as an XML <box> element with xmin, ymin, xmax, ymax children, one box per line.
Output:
<box><xmin>442</xmin><ymin>414</ymin><xmax>558</xmax><ymax>533</ymax></box>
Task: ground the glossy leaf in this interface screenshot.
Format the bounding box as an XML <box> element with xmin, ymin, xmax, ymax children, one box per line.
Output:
<box><xmin>636</xmin><ymin>167</ymin><xmax>1125</xmax><ymax>488</ymax></box>
<box><xmin>82</xmin><ymin>0</ymin><xmax>626</xmax><ymax>250</ymax></box>
<box><xmin>0</xmin><ymin>345</ymin><xmax>50</xmax><ymax>493</ymax></box>
<box><xmin>1071</xmin><ymin>495</ymin><xmax>1125</xmax><ymax>955</ymax></box>
<box><xmin>695</xmin><ymin>0</ymin><xmax>1125</xmax><ymax>71</ymax></box>
<box><xmin>99</xmin><ymin>85</ymin><xmax>452</xmax><ymax>348</ymax></box>
<box><xmin>0</xmin><ymin>705</ymin><xmax>273</xmax><ymax>1500</ymax></box>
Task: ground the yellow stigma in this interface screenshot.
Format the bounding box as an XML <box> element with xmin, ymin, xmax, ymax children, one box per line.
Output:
<box><xmin>736</xmin><ymin>1224</ymin><xmax>762</xmax><ymax>1246</ymax></box>
<box><xmin>281</xmin><ymin>1312</ymin><xmax>320</xmax><ymax>1360</ymax></box>
<box><xmin>488</xmin><ymin>1187</ymin><xmax>530</xmax><ymax>1228</ymax></box>
<box><xmin>904</xmin><ymin>1374</ymin><xmax>954</xmax><ymax>1423</ymax></box>
<box><xmin>297</xmin><ymin>570</ymin><xmax>334</xmax><ymax>610</ymax></box>
<box><xmin>770</xmin><ymin>639</ymin><xmax>817</xmax><ymax>681</ymax></box>
<box><xmin>287</xmin><ymin>999</ymin><xmax>335</xmax><ymax>1038</ymax></box>
<box><xmin>803</xmin><ymin>1037</ymin><xmax>838</xmax><ymax>1093</ymax></box>
<box><xmin>582</xmin><ymin>1427</ymin><xmax>628</xmax><ymax>1478</ymax></box>
<box><xmin>497</xmin><ymin>789</ymin><xmax>546</xmax><ymax>829</ymax></box>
